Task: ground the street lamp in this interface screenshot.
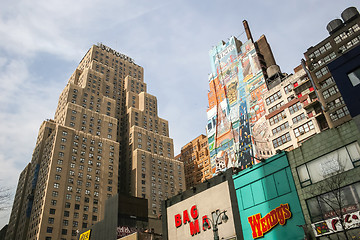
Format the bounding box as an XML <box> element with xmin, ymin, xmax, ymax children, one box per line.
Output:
<box><xmin>203</xmin><ymin>210</ymin><xmax>229</xmax><ymax>240</ymax></box>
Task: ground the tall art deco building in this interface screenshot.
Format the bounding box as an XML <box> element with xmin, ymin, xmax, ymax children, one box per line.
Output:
<box><xmin>5</xmin><ymin>44</ymin><xmax>185</xmax><ymax>240</ymax></box>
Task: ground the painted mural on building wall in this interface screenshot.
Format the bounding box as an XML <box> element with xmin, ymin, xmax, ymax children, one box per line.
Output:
<box><xmin>206</xmin><ymin>37</ymin><xmax>271</xmax><ymax>175</ymax></box>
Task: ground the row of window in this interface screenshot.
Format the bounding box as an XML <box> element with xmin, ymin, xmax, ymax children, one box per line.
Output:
<box><xmin>308</xmin><ymin>42</ymin><xmax>332</xmax><ymax>59</ymax></box>
<box><xmin>311</xmin><ymin>52</ymin><xmax>336</xmax><ymax>70</ymax></box>
<box><xmin>293</xmin><ymin>121</ymin><xmax>314</xmax><ymax>137</ymax></box>
<box><xmin>319</xmin><ymin>76</ymin><xmax>335</xmax><ymax>89</ymax></box>
<box><xmin>288</xmin><ymin>102</ymin><xmax>302</xmax><ymax>115</ymax></box>
<box><xmin>315</xmin><ymin>67</ymin><xmax>329</xmax><ymax>79</ymax></box>
<box><xmin>272</xmin><ymin>121</ymin><xmax>289</xmax><ymax>135</ymax></box>
<box><xmin>329</xmin><ymin>106</ymin><xmax>350</xmax><ymax>122</ymax></box>
<box><xmin>297</xmin><ymin>142</ymin><xmax>360</xmax><ymax>188</ymax></box>
<box><xmin>266</xmin><ymin>91</ymin><xmax>282</xmax><ymax>106</ymax></box>
<box><xmin>292</xmin><ymin>113</ymin><xmax>306</xmax><ymax>124</ymax></box>
<box><xmin>333</xmin><ymin>23</ymin><xmax>360</xmax><ymax>44</ymax></box>
<box><xmin>322</xmin><ymin>85</ymin><xmax>339</xmax><ymax>99</ymax></box>
<box><xmin>327</xmin><ymin>97</ymin><xmax>345</xmax><ymax>111</ymax></box>
<box><xmin>268</xmin><ymin>101</ymin><xmax>283</xmax><ymax>113</ymax></box>
<box><xmin>269</xmin><ymin>111</ymin><xmax>286</xmax><ymax>126</ymax></box>
<box><xmin>283</xmin><ymin>84</ymin><xmax>292</xmax><ymax>94</ymax></box>
<box><xmin>307</xmin><ymin>182</ymin><xmax>360</xmax><ymax>223</ymax></box>
<box><xmin>339</xmin><ymin>35</ymin><xmax>360</xmax><ymax>54</ymax></box>
<box><xmin>272</xmin><ymin>132</ymin><xmax>291</xmax><ymax>148</ymax></box>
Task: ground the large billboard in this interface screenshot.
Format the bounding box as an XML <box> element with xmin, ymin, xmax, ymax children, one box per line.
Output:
<box><xmin>166</xmin><ymin>181</ymin><xmax>237</xmax><ymax>240</ymax></box>
<box><xmin>206</xmin><ymin>37</ymin><xmax>271</xmax><ymax>175</ymax></box>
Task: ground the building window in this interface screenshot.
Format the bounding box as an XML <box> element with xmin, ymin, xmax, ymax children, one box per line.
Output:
<box><xmin>272</xmin><ymin>121</ymin><xmax>289</xmax><ymax>135</ymax></box>
<box><xmin>284</xmin><ymin>84</ymin><xmax>293</xmax><ymax>94</ymax></box>
<box><xmin>315</xmin><ymin>67</ymin><xmax>329</xmax><ymax>79</ymax></box>
<box><xmin>348</xmin><ymin>67</ymin><xmax>360</xmax><ymax>86</ymax></box>
<box><xmin>306</xmin><ymin>182</ymin><xmax>360</xmax><ymax>223</ymax></box>
<box><xmin>268</xmin><ymin>101</ymin><xmax>284</xmax><ymax>113</ymax></box>
<box><xmin>329</xmin><ymin>106</ymin><xmax>350</xmax><ymax>122</ymax></box>
<box><xmin>288</xmin><ymin>102</ymin><xmax>302</xmax><ymax>114</ymax></box>
<box><xmin>64</xmin><ymin>211</ymin><xmax>70</xmax><ymax>217</ymax></box>
<box><xmin>297</xmin><ymin>142</ymin><xmax>360</xmax><ymax>187</ymax></box>
<box><xmin>266</xmin><ymin>91</ymin><xmax>282</xmax><ymax>105</ymax></box>
<box><xmin>292</xmin><ymin>113</ymin><xmax>306</xmax><ymax>124</ymax></box>
<box><xmin>322</xmin><ymin>85</ymin><xmax>339</xmax><ymax>100</ymax></box>
<box><xmin>327</xmin><ymin>97</ymin><xmax>345</xmax><ymax>111</ymax></box>
<box><xmin>269</xmin><ymin>111</ymin><xmax>286</xmax><ymax>126</ymax></box>
<box><xmin>272</xmin><ymin>132</ymin><xmax>291</xmax><ymax>148</ymax></box>
<box><xmin>48</xmin><ymin>217</ymin><xmax>54</xmax><ymax>224</ymax></box>
<box><xmin>293</xmin><ymin>121</ymin><xmax>314</xmax><ymax>137</ymax></box>
<box><xmin>320</xmin><ymin>77</ymin><xmax>335</xmax><ymax>89</ymax></box>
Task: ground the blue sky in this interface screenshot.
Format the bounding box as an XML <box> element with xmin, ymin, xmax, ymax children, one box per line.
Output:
<box><xmin>0</xmin><ymin>0</ymin><xmax>358</xmax><ymax>227</ymax></box>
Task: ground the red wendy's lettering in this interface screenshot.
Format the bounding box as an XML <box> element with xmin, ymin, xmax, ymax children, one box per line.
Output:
<box><xmin>248</xmin><ymin>203</ymin><xmax>292</xmax><ymax>238</ymax></box>
<box><xmin>248</xmin><ymin>213</ymin><xmax>262</xmax><ymax>238</ymax></box>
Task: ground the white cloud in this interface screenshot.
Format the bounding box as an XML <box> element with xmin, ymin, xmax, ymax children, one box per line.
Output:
<box><xmin>0</xmin><ymin>0</ymin><xmax>359</xmax><ymax>229</ymax></box>
<box><xmin>0</xmin><ymin>56</ymin><xmax>62</xmax><ymax>227</ymax></box>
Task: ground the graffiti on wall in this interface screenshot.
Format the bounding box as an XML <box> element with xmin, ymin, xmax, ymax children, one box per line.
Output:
<box><xmin>207</xmin><ymin>37</ymin><xmax>271</xmax><ymax>175</ymax></box>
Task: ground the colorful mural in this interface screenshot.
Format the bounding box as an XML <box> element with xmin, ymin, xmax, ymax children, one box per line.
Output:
<box><xmin>206</xmin><ymin>37</ymin><xmax>271</xmax><ymax>175</ymax></box>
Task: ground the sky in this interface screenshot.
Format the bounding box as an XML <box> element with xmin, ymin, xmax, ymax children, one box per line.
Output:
<box><xmin>0</xmin><ymin>0</ymin><xmax>359</xmax><ymax>227</ymax></box>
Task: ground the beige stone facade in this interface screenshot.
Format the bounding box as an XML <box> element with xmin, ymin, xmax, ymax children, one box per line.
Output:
<box><xmin>264</xmin><ymin>67</ymin><xmax>321</xmax><ymax>152</ymax></box>
<box><xmin>176</xmin><ymin>135</ymin><xmax>211</xmax><ymax>189</ymax></box>
<box><xmin>6</xmin><ymin>44</ymin><xmax>184</xmax><ymax>240</ymax></box>
<box><xmin>5</xmin><ymin>163</ymin><xmax>31</xmax><ymax>240</ymax></box>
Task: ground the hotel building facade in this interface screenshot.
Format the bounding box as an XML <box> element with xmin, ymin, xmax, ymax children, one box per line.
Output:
<box><xmin>5</xmin><ymin>44</ymin><xmax>184</xmax><ymax>240</ymax></box>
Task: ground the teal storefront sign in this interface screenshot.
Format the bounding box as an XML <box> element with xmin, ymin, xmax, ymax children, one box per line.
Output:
<box><xmin>233</xmin><ymin>152</ymin><xmax>306</xmax><ymax>239</ymax></box>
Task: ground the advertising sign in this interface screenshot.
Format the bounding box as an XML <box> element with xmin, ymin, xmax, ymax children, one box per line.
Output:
<box><xmin>248</xmin><ymin>203</ymin><xmax>292</xmax><ymax>239</ymax></box>
<box><xmin>207</xmin><ymin>37</ymin><xmax>271</xmax><ymax>175</ymax></box>
<box><xmin>311</xmin><ymin>210</ymin><xmax>360</xmax><ymax>237</ymax></box>
<box><xmin>166</xmin><ymin>181</ymin><xmax>236</xmax><ymax>240</ymax></box>
<box><xmin>117</xmin><ymin>226</ymin><xmax>138</xmax><ymax>239</ymax></box>
<box><xmin>79</xmin><ymin>229</ymin><xmax>91</xmax><ymax>240</ymax></box>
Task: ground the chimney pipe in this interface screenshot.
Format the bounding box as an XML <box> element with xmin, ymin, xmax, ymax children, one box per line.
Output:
<box><xmin>243</xmin><ymin>20</ymin><xmax>254</xmax><ymax>43</ymax></box>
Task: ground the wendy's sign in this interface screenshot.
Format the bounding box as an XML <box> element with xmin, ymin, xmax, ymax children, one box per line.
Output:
<box><xmin>248</xmin><ymin>203</ymin><xmax>292</xmax><ymax>238</ymax></box>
